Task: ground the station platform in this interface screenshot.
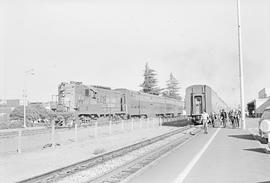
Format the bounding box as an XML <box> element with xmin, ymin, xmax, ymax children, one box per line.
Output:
<box><xmin>127</xmin><ymin>121</ymin><xmax>270</xmax><ymax>183</ymax></box>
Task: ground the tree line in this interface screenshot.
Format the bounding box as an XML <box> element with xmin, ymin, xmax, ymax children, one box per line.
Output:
<box><xmin>140</xmin><ymin>63</ymin><xmax>181</xmax><ymax>100</ymax></box>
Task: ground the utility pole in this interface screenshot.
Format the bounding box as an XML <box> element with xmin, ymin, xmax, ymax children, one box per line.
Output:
<box><xmin>23</xmin><ymin>69</ymin><xmax>34</xmax><ymax>128</ymax></box>
<box><xmin>236</xmin><ymin>0</ymin><xmax>246</xmax><ymax>129</ymax></box>
<box><xmin>23</xmin><ymin>89</ymin><xmax>27</xmax><ymax>128</ymax></box>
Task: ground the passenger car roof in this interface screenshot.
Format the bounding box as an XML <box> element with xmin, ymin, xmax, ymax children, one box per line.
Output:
<box><xmin>264</xmin><ymin>106</ymin><xmax>270</xmax><ymax>111</ymax></box>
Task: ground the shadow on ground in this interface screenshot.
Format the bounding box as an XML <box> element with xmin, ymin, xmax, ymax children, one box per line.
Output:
<box><xmin>244</xmin><ymin>148</ymin><xmax>269</xmax><ymax>154</ymax></box>
<box><xmin>257</xmin><ymin>181</ymin><xmax>270</xmax><ymax>183</ymax></box>
<box><xmin>162</xmin><ymin>119</ymin><xmax>191</xmax><ymax>127</ymax></box>
<box><xmin>253</xmin><ymin>135</ymin><xmax>268</xmax><ymax>144</ymax></box>
<box><xmin>228</xmin><ymin>134</ymin><xmax>255</xmax><ymax>140</ymax></box>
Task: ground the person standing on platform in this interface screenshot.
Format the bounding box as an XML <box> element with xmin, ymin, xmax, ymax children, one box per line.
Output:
<box><xmin>229</xmin><ymin>110</ymin><xmax>235</xmax><ymax>128</ymax></box>
<box><xmin>220</xmin><ymin>109</ymin><xmax>227</xmax><ymax>128</ymax></box>
<box><xmin>201</xmin><ymin>110</ymin><xmax>209</xmax><ymax>134</ymax></box>
<box><xmin>210</xmin><ymin>112</ymin><xmax>215</xmax><ymax>128</ymax></box>
<box><xmin>235</xmin><ymin>110</ymin><xmax>241</xmax><ymax>128</ymax></box>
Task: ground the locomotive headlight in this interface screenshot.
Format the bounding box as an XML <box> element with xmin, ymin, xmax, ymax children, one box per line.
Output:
<box><xmin>260</xmin><ymin>120</ymin><xmax>270</xmax><ymax>133</ymax></box>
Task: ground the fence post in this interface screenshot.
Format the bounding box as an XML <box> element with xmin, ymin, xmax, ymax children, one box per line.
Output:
<box><xmin>121</xmin><ymin>119</ymin><xmax>124</xmax><ymax>131</ymax></box>
<box><xmin>74</xmin><ymin>123</ymin><xmax>78</xmax><ymax>142</ymax></box>
<box><xmin>51</xmin><ymin>121</ymin><xmax>55</xmax><ymax>149</ymax></box>
<box><xmin>95</xmin><ymin>121</ymin><xmax>98</xmax><ymax>137</ymax></box>
<box><xmin>140</xmin><ymin>118</ymin><xmax>142</xmax><ymax>128</ymax></box>
<box><xmin>109</xmin><ymin>120</ymin><xmax>112</xmax><ymax>135</ymax></box>
<box><xmin>17</xmin><ymin>129</ymin><xmax>22</xmax><ymax>154</ymax></box>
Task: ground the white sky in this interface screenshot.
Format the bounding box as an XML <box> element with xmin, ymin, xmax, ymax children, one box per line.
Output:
<box><xmin>0</xmin><ymin>0</ymin><xmax>269</xmax><ymax>107</ymax></box>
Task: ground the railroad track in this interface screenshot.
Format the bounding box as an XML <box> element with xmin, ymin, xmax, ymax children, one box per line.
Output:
<box><xmin>0</xmin><ymin>127</ymin><xmax>78</xmax><ymax>139</ymax></box>
<box><xmin>18</xmin><ymin>125</ymin><xmax>201</xmax><ymax>183</ymax></box>
<box><xmin>0</xmin><ymin>128</ymin><xmax>50</xmax><ymax>139</ymax></box>
<box><xmin>0</xmin><ymin>118</ymin><xmax>182</xmax><ymax>139</ymax></box>
<box><xmin>0</xmin><ymin>124</ymin><xmax>101</xmax><ymax>139</ymax></box>
<box><xmin>0</xmin><ymin>120</ymin><xmax>135</xmax><ymax>139</ymax></box>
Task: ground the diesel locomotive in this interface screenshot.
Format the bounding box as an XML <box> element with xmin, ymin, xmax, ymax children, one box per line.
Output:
<box><xmin>56</xmin><ymin>81</ymin><xmax>184</xmax><ymax>120</ymax></box>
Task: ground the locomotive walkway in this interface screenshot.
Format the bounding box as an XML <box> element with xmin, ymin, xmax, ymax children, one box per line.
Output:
<box><xmin>127</xmin><ymin>119</ymin><xmax>270</xmax><ymax>183</ymax></box>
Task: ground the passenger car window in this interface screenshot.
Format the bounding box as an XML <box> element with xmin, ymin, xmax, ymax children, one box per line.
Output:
<box><xmin>85</xmin><ymin>89</ymin><xmax>90</xmax><ymax>96</ymax></box>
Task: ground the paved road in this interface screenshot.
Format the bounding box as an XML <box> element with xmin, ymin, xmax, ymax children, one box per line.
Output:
<box><xmin>127</xmin><ymin>118</ymin><xmax>270</xmax><ymax>183</ymax></box>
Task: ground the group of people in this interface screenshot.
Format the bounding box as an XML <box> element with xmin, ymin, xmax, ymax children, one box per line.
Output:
<box><xmin>201</xmin><ymin>109</ymin><xmax>242</xmax><ymax>134</ymax></box>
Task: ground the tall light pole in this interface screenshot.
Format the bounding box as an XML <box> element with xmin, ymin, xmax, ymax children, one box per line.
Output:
<box><xmin>236</xmin><ymin>0</ymin><xmax>246</xmax><ymax>129</ymax></box>
<box><xmin>23</xmin><ymin>69</ymin><xmax>35</xmax><ymax>128</ymax></box>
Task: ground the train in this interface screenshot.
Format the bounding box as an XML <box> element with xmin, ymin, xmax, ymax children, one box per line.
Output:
<box><xmin>55</xmin><ymin>81</ymin><xmax>184</xmax><ymax>121</ymax></box>
<box><xmin>185</xmin><ymin>85</ymin><xmax>228</xmax><ymax>123</ymax></box>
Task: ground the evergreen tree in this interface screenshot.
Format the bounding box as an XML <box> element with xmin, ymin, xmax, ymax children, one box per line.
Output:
<box><xmin>164</xmin><ymin>73</ymin><xmax>181</xmax><ymax>99</ymax></box>
<box><xmin>140</xmin><ymin>63</ymin><xmax>160</xmax><ymax>95</ymax></box>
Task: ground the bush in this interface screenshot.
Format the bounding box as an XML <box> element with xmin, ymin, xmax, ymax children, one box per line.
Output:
<box><xmin>9</xmin><ymin>105</ymin><xmax>74</xmax><ymax>127</ymax></box>
<box><xmin>10</xmin><ymin>105</ymin><xmax>48</xmax><ymax>122</ymax></box>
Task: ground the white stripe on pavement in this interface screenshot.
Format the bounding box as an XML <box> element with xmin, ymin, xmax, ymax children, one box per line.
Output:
<box><xmin>174</xmin><ymin>127</ymin><xmax>221</xmax><ymax>183</ymax></box>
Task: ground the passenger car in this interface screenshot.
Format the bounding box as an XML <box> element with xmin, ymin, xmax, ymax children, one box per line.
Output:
<box><xmin>185</xmin><ymin>85</ymin><xmax>228</xmax><ymax>124</ymax></box>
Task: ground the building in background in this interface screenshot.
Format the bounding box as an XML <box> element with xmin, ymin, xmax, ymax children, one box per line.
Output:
<box><xmin>247</xmin><ymin>88</ymin><xmax>270</xmax><ymax>117</ymax></box>
<box><xmin>29</xmin><ymin>102</ymin><xmax>51</xmax><ymax>110</ymax></box>
<box><xmin>258</xmin><ymin>88</ymin><xmax>270</xmax><ymax>99</ymax></box>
